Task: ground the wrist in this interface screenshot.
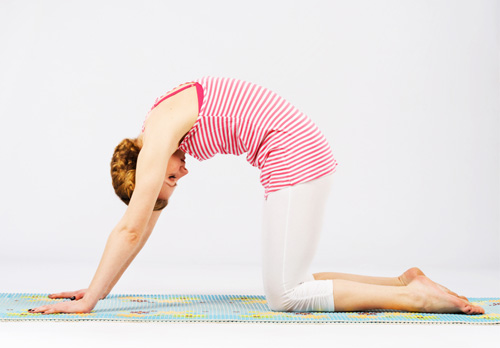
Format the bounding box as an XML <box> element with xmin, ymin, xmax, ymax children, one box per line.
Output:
<box><xmin>81</xmin><ymin>292</ymin><xmax>100</xmax><ymax>308</ymax></box>
<box><xmin>101</xmin><ymin>291</ymin><xmax>110</xmax><ymax>299</ymax></box>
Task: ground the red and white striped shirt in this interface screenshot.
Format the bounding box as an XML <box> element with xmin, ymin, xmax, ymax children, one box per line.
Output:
<box><xmin>143</xmin><ymin>76</ymin><xmax>338</xmax><ymax>200</ymax></box>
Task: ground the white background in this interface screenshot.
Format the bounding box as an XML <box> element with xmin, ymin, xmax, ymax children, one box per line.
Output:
<box><xmin>0</xmin><ymin>1</ymin><xmax>498</xmax><ymax>346</ymax></box>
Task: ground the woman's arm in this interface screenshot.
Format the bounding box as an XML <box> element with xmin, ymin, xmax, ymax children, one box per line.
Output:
<box><xmin>103</xmin><ymin>209</ymin><xmax>163</xmax><ymax>296</ymax></box>
<box><xmin>30</xmin><ymin>86</ymin><xmax>199</xmax><ymax>314</ymax></box>
<box><xmin>47</xmin><ymin>210</ymin><xmax>162</xmax><ymax>302</ymax></box>
<box><xmin>82</xmin><ymin>89</ymin><xmax>198</xmax><ymax>308</ymax></box>
<box><xmin>81</xmin><ymin>223</ymin><xmax>149</xmax><ymax>307</ymax></box>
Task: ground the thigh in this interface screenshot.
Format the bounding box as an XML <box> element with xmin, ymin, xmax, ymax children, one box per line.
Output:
<box><xmin>261</xmin><ymin>173</ymin><xmax>334</xmax><ymax>290</ymax></box>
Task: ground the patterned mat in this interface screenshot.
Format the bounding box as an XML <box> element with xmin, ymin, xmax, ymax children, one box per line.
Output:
<box><xmin>1</xmin><ymin>293</ymin><xmax>499</xmax><ymax>325</ymax></box>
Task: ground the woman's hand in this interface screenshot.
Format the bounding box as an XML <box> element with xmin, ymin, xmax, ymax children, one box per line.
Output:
<box><xmin>48</xmin><ymin>289</ymin><xmax>108</xmax><ymax>301</ymax></box>
<box><xmin>48</xmin><ymin>289</ymin><xmax>87</xmax><ymax>301</ymax></box>
<box><xmin>27</xmin><ymin>289</ymin><xmax>109</xmax><ymax>314</ymax></box>
<box><xmin>28</xmin><ymin>297</ymin><xmax>95</xmax><ymax>315</ymax></box>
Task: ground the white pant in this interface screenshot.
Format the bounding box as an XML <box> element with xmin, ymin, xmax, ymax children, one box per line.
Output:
<box><xmin>261</xmin><ymin>173</ymin><xmax>335</xmax><ymax>312</ymax></box>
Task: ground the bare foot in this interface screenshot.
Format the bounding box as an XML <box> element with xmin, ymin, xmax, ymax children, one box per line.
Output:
<box><xmin>398</xmin><ymin>267</ymin><xmax>470</xmax><ymax>302</ymax></box>
<box><xmin>406</xmin><ymin>275</ymin><xmax>484</xmax><ymax>315</ymax></box>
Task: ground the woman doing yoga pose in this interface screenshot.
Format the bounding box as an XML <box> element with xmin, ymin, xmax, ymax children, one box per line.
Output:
<box><xmin>29</xmin><ymin>77</ymin><xmax>484</xmax><ymax>315</ymax></box>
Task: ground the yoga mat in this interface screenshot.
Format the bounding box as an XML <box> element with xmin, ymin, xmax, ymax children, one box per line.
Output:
<box><xmin>1</xmin><ymin>293</ymin><xmax>498</xmax><ymax>325</ymax></box>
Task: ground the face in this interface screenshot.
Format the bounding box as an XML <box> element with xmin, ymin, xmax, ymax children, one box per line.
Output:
<box><xmin>158</xmin><ymin>149</ymin><xmax>189</xmax><ymax>200</ymax></box>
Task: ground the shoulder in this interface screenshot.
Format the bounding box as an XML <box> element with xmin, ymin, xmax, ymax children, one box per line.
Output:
<box><xmin>142</xmin><ymin>85</ymin><xmax>199</xmax><ymax>144</ymax></box>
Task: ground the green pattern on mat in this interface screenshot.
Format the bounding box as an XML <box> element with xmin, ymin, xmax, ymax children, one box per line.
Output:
<box><xmin>1</xmin><ymin>293</ymin><xmax>499</xmax><ymax>324</ymax></box>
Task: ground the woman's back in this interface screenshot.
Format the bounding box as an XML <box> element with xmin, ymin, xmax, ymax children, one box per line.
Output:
<box><xmin>176</xmin><ymin>76</ymin><xmax>338</xmax><ymax>199</ymax></box>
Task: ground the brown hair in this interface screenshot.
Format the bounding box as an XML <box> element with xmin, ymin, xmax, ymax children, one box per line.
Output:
<box><xmin>110</xmin><ymin>138</ymin><xmax>168</xmax><ymax>211</ymax></box>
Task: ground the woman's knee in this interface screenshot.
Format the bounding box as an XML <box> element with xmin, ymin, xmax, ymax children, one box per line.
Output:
<box><xmin>264</xmin><ymin>280</ymin><xmax>336</xmax><ymax>312</ymax></box>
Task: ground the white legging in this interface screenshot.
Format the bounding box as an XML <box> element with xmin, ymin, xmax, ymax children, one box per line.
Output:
<box><xmin>261</xmin><ymin>173</ymin><xmax>335</xmax><ymax>312</ymax></box>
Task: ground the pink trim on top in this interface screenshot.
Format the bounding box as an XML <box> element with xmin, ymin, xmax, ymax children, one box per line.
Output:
<box><xmin>195</xmin><ymin>82</ymin><xmax>203</xmax><ymax>113</ymax></box>
<box><xmin>141</xmin><ymin>82</ymin><xmax>204</xmax><ymax>134</ymax></box>
<box><xmin>151</xmin><ymin>82</ymin><xmax>203</xmax><ymax>114</ymax></box>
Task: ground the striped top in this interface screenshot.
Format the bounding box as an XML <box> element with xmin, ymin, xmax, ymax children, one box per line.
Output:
<box><xmin>143</xmin><ymin>76</ymin><xmax>338</xmax><ymax>200</ymax></box>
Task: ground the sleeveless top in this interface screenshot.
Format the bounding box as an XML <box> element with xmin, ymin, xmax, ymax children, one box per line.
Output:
<box><xmin>142</xmin><ymin>76</ymin><xmax>338</xmax><ymax>200</ymax></box>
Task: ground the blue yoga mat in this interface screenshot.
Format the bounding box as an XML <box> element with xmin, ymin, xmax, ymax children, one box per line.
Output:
<box><xmin>1</xmin><ymin>293</ymin><xmax>498</xmax><ymax>324</ymax></box>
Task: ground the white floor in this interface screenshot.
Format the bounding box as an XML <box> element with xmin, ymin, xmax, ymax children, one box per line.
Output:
<box><xmin>1</xmin><ymin>262</ymin><xmax>498</xmax><ymax>348</ymax></box>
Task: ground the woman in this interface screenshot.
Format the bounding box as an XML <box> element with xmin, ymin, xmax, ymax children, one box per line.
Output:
<box><xmin>29</xmin><ymin>77</ymin><xmax>484</xmax><ymax>315</ymax></box>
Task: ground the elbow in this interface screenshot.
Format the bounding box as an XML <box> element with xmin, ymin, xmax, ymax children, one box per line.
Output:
<box><xmin>116</xmin><ymin>228</ymin><xmax>142</xmax><ymax>245</ymax></box>
<box><xmin>124</xmin><ymin>231</ymin><xmax>141</xmax><ymax>244</ymax></box>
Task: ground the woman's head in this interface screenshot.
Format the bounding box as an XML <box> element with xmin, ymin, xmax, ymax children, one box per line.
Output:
<box><xmin>110</xmin><ymin>138</ymin><xmax>188</xmax><ymax>211</ymax></box>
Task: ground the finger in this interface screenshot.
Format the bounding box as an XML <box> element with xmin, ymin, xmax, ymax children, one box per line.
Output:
<box><xmin>43</xmin><ymin>308</ymin><xmax>59</xmax><ymax>315</ymax></box>
<box><xmin>30</xmin><ymin>306</ymin><xmax>47</xmax><ymax>313</ymax></box>
<box><xmin>35</xmin><ymin>305</ymin><xmax>58</xmax><ymax>313</ymax></box>
<box><xmin>48</xmin><ymin>292</ymin><xmax>72</xmax><ymax>299</ymax></box>
<box><xmin>34</xmin><ymin>304</ymin><xmax>62</xmax><ymax>314</ymax></box>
